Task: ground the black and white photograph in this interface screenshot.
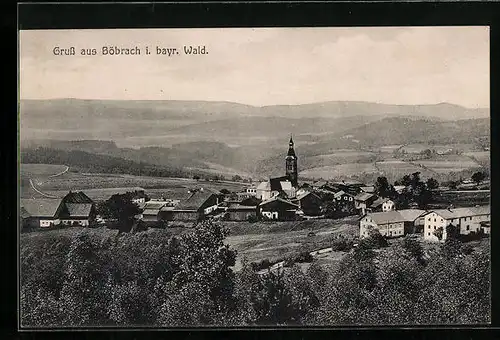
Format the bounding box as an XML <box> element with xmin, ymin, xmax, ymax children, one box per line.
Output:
<box><xmin>19</xmin><ymin>26</ymin><xmax>491</xmax><ymax>328</ymax></box>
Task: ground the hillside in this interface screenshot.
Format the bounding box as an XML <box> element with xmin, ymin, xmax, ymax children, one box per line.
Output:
<box><xmin>20</xmin><ymin>99</ymin><xmax>488</xmax><ymax>148</ymax></box>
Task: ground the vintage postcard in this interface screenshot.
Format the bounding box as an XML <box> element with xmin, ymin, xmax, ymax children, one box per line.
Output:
<box><xmin>19</xmin><ymin>26</ymin><xmax>490</xmax><ymax>328</ymax></box>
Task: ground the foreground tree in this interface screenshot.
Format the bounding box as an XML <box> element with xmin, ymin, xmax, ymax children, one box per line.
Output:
<box><xmin>157</xmin><ymin>221</ymin><xmax>238</xmax><ymax>326</ymax></box>
<box><xmin>97</xmin><ymin>193</ymin><xmax>141</xmax><ymax>233</ymax></box>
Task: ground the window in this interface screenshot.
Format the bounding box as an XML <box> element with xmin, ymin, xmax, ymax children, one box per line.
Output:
<box><xmin>434</xmin><ymin>218</ymin><xmax>436</xmax><ymax>222</ymax></box>
<box><xmin>428</xmin><ymin>232</ymin><xmax>430</xmax><ymax>236</ymax></box>
<box><xmin>434</xmin><ymin>226</ymin><xmax>436</xmax><ymax>230</ymax></box>
<box><xmin>466</xmin><ymin>225</ymin><xmax>470</xmax><ymax>231</ymax></box>
<box><xmin>441</xmin><ymin>218</ymin><xmax>443</xmax><ymax>222</ymax></box>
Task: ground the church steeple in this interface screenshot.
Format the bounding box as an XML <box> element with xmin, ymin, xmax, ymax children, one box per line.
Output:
<box><xmin>285</xmin><ymin>134</ymin><xmax>298</xmax><ymax>187</ymax></box>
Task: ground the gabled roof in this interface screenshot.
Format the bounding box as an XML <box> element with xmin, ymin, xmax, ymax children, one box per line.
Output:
<box><xmin>425</xmin><ymin>206</ymin><xmax>490</xmax><ymax>220</ymax></box>
<box><xmin>334</xmin><ymin>190</ymin><xmax>351</xmax><ymax>198</ymax></box>
<box><xmin>259</xmin><ymin>196</ymin><xmax>299</xmax><ymax>208</ymax></box>
<box><xmin>63</xmin><ymin>191</ymin><xmax>93</xmax><ymax>203</ymax></box>
<box><xmin>20</xmin><ymin>199</ymin><xmax>63</xmax><ymax>218</ymax></box>
<box><xmin>370</xmin><ymin>197</ymin><xmax>392</xmax><ymax>208</ymax></box>
<box><xmin>363</xmin><ymin>211</ymin><xmax>406</xmax><ymax>224</ymax></box>
<box><xmin>354</xmin><ymin>192</ymin><xmax>375</xmax><ymax>202</ymax></box>
<box><xmin>256</xmin><ymin>181</ymin><xmax>270</xmax><ymax>191</ymax></box>
<box><xmin>360</xmin><ymin>186</ymin><xmax>375</xmax><ymax>193</ymax></box>
<box><xmin>398</xmin><ymin>209</ymin><xmax>426</xmax><ymax>222</ymax></box>
<box><xmin>64</xmin><ymin>203</ymin><xmax>93</xmax><ymax>218</ymax></box>
<box><xmin>175</xmin><ymin>190</ymin><xmax>217</xmax><ymax>211</ymax></box>
<box><xmin>143</xmin><ymin>201</ymin><xmax>169</xmax><ymax>210</ymax></box>
<box><xmin>295</xmin><ymin>191</ymin><xmax>321</xmax><ymax>201</ymax></box>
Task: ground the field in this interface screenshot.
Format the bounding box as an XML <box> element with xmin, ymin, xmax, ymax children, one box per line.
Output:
<box><xmin>375</xmin><ymin>160</ymin><xmax>435</xmax><ymax>178</ymax></box>
<box><xmin>21</xmin><ymin>163</ymin><xmax>248</xmax><ymax>200</ymax></box>
<box><xmin>413</xmin><ymin>155</ymin><xmax>481</xmax><ymax>174</ymax></box>
<box><xmin>299</xmin><ymin>163</ymin><xmax>379</xmax><ymax>180</ymax></box>
<box><xmin>400</xmin><ymin>143</ymin><xmax>480</xmax><ymax>154</ymax></box>
<box><xmin>223</xmin><ymin>217</ymin><xmax>359</xmax><ymax>271</ymax></box>
<box><xmin>464</xmin><ymin>151</ymin><xmax>491</xmax><ymax>166</ymax></box>
<box><xmin>20</xmin><ymin>163</ymin><xmax>68</xmax><ymax>178</ymax></box>
<box><xmin>20</xmin><ymin>163</ymin><xmax>70</xmax><ymax>198</ymax></box>
<box><xmin>307</xmin><ymin>150</ymin><xmax>376</xmax><ymax>165</ymax></box>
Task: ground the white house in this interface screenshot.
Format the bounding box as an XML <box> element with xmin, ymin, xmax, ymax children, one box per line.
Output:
<box><xmin>359</xmin><ymin>211</ymin><xmax>405</xmax><ymax>238</ymax></box>
<box><xmin>422</xmin><ymin>205</ymin><xmax>490</xmax><ymax>242</ymax></box>
<box><xmin>246</xmin><ymin>186</ymin><xmax>257</xmax><ymax>196</ymax></box>
<box><xmin>382</xmin><ymin>199</ymin><xmax>396</xmax><ymax>212</ymax></box>
<box><xmin>359</xmin><ymin>209</ymin><xmax>426</xmax><ymax>239</ymax></box>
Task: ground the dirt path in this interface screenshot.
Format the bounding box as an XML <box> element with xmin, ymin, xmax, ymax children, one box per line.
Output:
<box><xmin>28</xmin><ymin>166</ymin><xmax>69</xmax><ymax>199</ymax></box>
<box><xmin>29</xmin><ymin>179</ymin><xmax>59</xmax><ymax>198</ymax></box>
<box><xmin>48</xmin><ymin>166</ymin><xmax>69</xmax><ymax>178</ymax></box>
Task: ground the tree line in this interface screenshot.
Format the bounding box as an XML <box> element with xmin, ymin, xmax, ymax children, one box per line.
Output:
<box><xmin>21</xmin><ymin>221</ymin><xmax>490</xmax><ymax>327</ymax></box>
<box><xmin>21</xmin><ymin>147</ymin><xmax>215</xmax><ymax>180</ymax></box>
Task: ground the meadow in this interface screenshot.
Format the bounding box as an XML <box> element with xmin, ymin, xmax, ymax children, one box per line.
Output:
<box><xmin>33</xmin><ymin>171</ymin><xmax>247</xmax><ymax>200</ymax></box>
<box><xmin>299</xmin><ymin>163</ymin><xmax>379</xmax><ymax>180</ymax></box>
<box><xmin>413</xmin><ymin>155</ymin><xmax>481</xmax><ymax>174</ymax></box>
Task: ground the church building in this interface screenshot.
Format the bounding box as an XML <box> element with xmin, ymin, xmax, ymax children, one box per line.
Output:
<box><xmin>256</xmin><ymin>136</ymin><xmax>299</xmax><ymax>200</ymax></box>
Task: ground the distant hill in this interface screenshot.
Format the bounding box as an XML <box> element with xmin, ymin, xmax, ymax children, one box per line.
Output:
<box><xmin>20</xmin><ymin>99</ymin><xmax>488</xmax><ymax>147</ymax></box>
<box><xmin>327</xmin><ymin>117</ymin><xmax>491</xmax><ymax>148</ymax></box>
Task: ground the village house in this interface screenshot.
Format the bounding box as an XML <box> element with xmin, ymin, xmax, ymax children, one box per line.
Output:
<box><xmin>246</xmin><ymin>186</ymin><xmax>257</xmax><ymax>196</ymax></box>
<box><xmin>226</xmin><ymin>203</ymin><xmax>258</xmax><ymax>221</ymax></box>
<box><xmin>141</xmin><ymin>201</ymin><xmax>170</xmax><ymax>223</ymax></box>
<box><xmin>359</xmin><ymin>209</ymin><xmax>425</xmax><ymax>239</ymax></box>
<box><xmin>20</xmin><ymin>191</ymin><xmax>96</xmax><ymax>230</ymax></box>
<box><xmin>422</xmin><ymin>205</ymin><xmax>490</xmax><ymax>242</ymax></box>
<box><xmin>368</xmin><ymin>197</ymin><xmax>395</xmax><ymax>213</ymax></box>
<box><xmin>168</xmin><ymin>188</ymin><xmax>223</xmax><ymax>221</ymax></box>
<box><xmin>258</xmin><ymin>197</ymin><xmax>299</xmax><ymax>221</ymax></box>
<box><xmin>20</xmin><ymin>199</ymin><xmax>64</xmax><ymax>229</ymax></box>
<box><xmin>382</xmin><ymin>199</ymin><xmax>396</xmax><ymax>212</ymax></box>
<box><xmin>292</xmin><ymin>191</ymin><xmax>323</xmax><ymax>216</ymax></box>
<box><xmin>354</xmin><ymin>192</ymin><xmax>377</xmax><ymax>215</ymax></box>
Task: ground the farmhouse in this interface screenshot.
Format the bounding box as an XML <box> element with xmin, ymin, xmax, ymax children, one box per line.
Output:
<box><xmin>292</xmin><ymin>191</ymin><xmax>323</xmax><ymax>216</ymax></box>
<box><xmin>354</xmin><ymin>192</ymin><xmax>377</xmax><ymax>215</ymax></box>
<box><xmin>259</xmin><ymin>197</ymin><xmax>299</xmax><ymax>221</ymax></box>
<box><xmin>359</xmin><ymin>209</ymin><xmax>426</xmax><ymax>239</ymax></box>
<box><xmin>226</xmin><ymin>204</ymin><xmax>257</xmax><ymax>221</ymax></box>
<box><xmin>20</xmin><ymin>191</ymin><xmax>96</xmax><ymax>229</ymax></box>
<box><xmin>142</xmin><ymin>201</ymin><xmax>170</xmax><ymax>222</ymax></box>
<box><xmin>368</xmin><ymin>197</ymin><xmax>395</xmax><ymax>212</ymax></box>
<box><xmin>20</xmin><ymin>199</ymin><xmax>64</xmax><ymax>229</ymax></box>
<box><xmin>422</xmin><ymin>205</ymin><xmax>490</xmax><ymax>242</ymax></box>
<box><xmin>59</xmin><ymin>203</ymin><xmax>95</xmax><ymax>226</ymax></box>
<box><xmin>170</xmin><ymin>188</ymin><xmax>223</xmax><ymax>221</ymax></box>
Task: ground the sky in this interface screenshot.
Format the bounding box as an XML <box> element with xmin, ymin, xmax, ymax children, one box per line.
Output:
<box><xmin>19</xmin><ymin>26</ymin><xmax>490</xmax><ymax>108</ymax></box>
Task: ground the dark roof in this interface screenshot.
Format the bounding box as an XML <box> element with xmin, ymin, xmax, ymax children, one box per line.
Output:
<box><xmin>287</xmin><ymin>136</ymin><xmax>296</xmax><ymax>157</ymax></box>
<box><xmin>269</xmin><ymin>176</ymin><xmax>290</xmax><ymax>191</ymax></box>
<box><xmin>63</xmin><ymin>191</ymin><xmax>93</xmax><ymax>203</ymax></box>
<box><xmin>20</xmin><ymin>199</ymin><xmax>63</xmax><ymax>218</ymax></box>
<box><xmin>369</xmin><ymin>197</ymin><xmax>392</xmax><ymax>208</ymax></box>
<box><xmin>63</xmin><ymin>203</ymin><xmax>93</xmax><ymax>218</ymax></box>
<box><xmin>175</xmin><ymin>190</ymin><xmax>216</xmax><ymax>211</ymax></box>
<box><xmin>355</xmin><ymin>192</ymin><xmax>375</xmax><ymax>202</ymax></box>
<box><xmin>259</xmin><ymin>196</ymin><xmax>299</xmax><ymax>208</ymax></box>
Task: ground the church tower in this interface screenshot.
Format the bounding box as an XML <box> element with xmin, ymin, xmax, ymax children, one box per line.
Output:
<box><xmin>285</xmin><ymin>135</ymin><xmax>298</xmax><ymax>187</ymax></box>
